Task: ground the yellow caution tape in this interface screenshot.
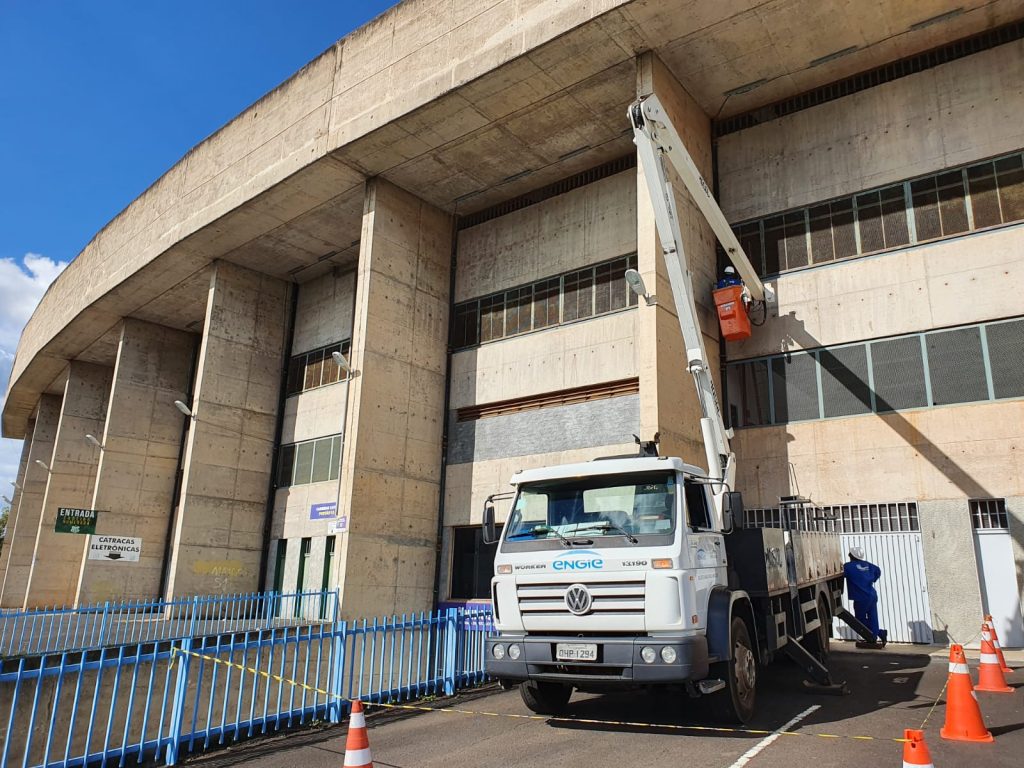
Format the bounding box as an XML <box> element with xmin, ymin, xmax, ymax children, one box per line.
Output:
<box><xmin>170</xmin><ymin>646</ymin><xmax>912</xmax><ymax>743</ymax></box>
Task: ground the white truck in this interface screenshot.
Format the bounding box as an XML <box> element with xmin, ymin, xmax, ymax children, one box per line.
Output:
<box><xmin>482</xmin><ymin>94</ymin><xmax>865</xmax><ymax>723</ymax></box>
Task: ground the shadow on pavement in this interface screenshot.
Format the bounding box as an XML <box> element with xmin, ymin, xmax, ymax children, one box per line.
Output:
<box><xmin>547</xmin><ymin>645</ymin><xmax>933</xmax><ymax>739</ymax></box>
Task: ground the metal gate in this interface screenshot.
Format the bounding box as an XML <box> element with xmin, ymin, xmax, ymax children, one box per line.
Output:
<box><xmin>832</xmin><ymin>532</ymin><xmax>933</xmax><ymax>644</ymax></box>
<box><xmin>971</xmin><ymin>499</ymin><xmax>1024</xmax><ymax>648</ymax></box>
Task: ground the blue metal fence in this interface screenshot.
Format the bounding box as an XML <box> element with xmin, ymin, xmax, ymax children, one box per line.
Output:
<box><xmin>0</xmin><ymin>590</ymin><xmax>338</xmax><ymax>658</ymax></box>
<box><xmin>0</xmin><ymin>593</ymin><xmax>493</xmax><ymax>767</ymax></box>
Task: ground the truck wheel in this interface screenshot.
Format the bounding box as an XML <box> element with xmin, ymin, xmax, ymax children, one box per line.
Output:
<box><xmin>801</xmin><ymin>596</ymin><xmax>831</xmax><ymax>663</ymax></box>
<box><xmin>709</xmin><ymin>616</ymin><xmax>757</xmax><ymax>724</ymax></box>
<box><xmin>520</xmin><ymin>681</ymin><xmax>572</xmax><ymax>714</ymax></box>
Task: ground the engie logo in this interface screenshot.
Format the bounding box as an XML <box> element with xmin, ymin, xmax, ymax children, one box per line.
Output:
<box><xmin>552</xmin><ymin>550</ymin><xmax>605</xmax><ymax>571</ymax></box>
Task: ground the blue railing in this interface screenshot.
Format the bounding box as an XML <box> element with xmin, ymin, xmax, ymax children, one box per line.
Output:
<box><xmin>0</xmin><ymin>590</ymin><xmax>338</xmax><ymax>658</ymax></box>
<box><xmin>0</xmin><ymin>593</ymin><xmax>493</xmax><ymax>767</ymax></box>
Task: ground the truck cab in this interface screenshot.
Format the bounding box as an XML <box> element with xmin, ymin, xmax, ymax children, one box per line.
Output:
<box><xmin>484</xmin><ymin>455</ymin><xmax>754</xmax><ymax>717</ymax></box>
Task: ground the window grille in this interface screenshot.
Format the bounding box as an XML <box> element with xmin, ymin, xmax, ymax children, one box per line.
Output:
<box><xmin>727</xmin><ymin>149</ymin><xmax>1024</xmax><ymax>278</ymax></box>
<box><xmin>286</xmin><ymin>340</ymin><xmax>351</xmax><ymax>396</ymax></box>
<box><xmin>451</xmin><ymin>254</ymin><xmax>637</xmax><ymax>350</ymax></box>
<box><xmin>970</xmin><ymin>499</ymin><xmax>1009</xmax><ymax>530</ymax></box>
<box><xmin>727</xmin><ymin>316</ymin><xmax>1024</xmax><ymax>427</ymax></box>
<box><xmin>745</xmin><ymin>502</ymin><xmax>919</xmax><ymax>533</ymax></box>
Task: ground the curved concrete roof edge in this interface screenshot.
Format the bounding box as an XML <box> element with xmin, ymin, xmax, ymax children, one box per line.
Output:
<box><xmin>3</xmin><ymin>0</ymin><xmax>633</xmax><ymax>437</ymax></box>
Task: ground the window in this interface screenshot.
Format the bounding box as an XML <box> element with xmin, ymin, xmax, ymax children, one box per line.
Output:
<box><xmin>727</xmin><ymin>359</ymin><xmax>770</xmax><ymax>427</ymax></box>
<box><xmin>819</xmin><ymin>344</ymin><xmax>871</xmax><ymax>418</ymax></box>
<box><xmin>926</xmin><ymin>327</ymin><xmax>988</xmax><ymax>406</ymax></box>
<box><xmin>273</xmin><ymin>539</ymin><xmax>288</xmax><ymax>593</ymax></box>
<box><xmin>986</xmin><ymin>319</ymin><xmax>1024</xmax><ymax>399</ymax></box>
<box><xmin>970</xmin><ymin>499</ymin><xmax>1008</xmax><ymax>530</ymax></box>
<box><xmin>563</xmin><ymin>268</ymin><xmax>594</xmax><ymax>322</ymax></box>
<box><xmin>286</xmin><ymin>341</ymin><xmax>352</xmax><ymax>396</ymax></box>
<box><xmin>870</xmin><ymin>336</ymin><xmax>927</xmax><ymax>412</ymax></box>
<box><xmin>452</xmin><ymin>302</ymin><xmax>480</xmax><ymax>348</ymax></box>
<box><xmin>450</xmin><ymin>526</ymin><xmax>502</xmax><ymax>600</ymax></box>
<box><xmin>727</xmin><ymin>317</ymin><xmax>1024</xmax><ymax>427</ymax></box>
<box><xmin>683</xmin><ymin>482</ymin><xmax>711</xmax><ymax>529</ymax></box>
<box><xmin>277</xmin><ymin>434</ymin><xmax>342</xmax><ymax>488</ymax></box>
<box><xmin>451</xmin><ymin>254</ymin><xmax>638</xmax><ymax>350</ymax></box>
<box><xmin>771</xmin><ymin>353</ymin><xmax>820</xmax><ymax>423</ymax></box>
<box><xmin>533</xmin><ymin>278</ymin><xmax>560</xmax><ymax>329</ymax></box>
<box><xmin>732</xmin><ymin>150</ymin><xmax>1024</xmax><ymax>277</ymax></box>
<box><xmin>479</xmin><ymin>294</ymin><xmax>505</xmax><ymax>343</ymax></box>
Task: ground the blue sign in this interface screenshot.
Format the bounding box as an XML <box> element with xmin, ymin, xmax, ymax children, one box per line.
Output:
<box><xmin>552</xmin><ymin>549</ymin><xmax>605</xmax><ymax>571</ymax></box>
<box><xmin>310</xmin><ymin>502</ymin><xmax>338</xmax><ymax>520</ymax></box>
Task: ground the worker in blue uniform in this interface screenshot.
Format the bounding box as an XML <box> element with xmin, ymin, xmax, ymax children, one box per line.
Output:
<box><xmin>716</xmin><ymin>265</ymin><xmax>743</xmax><ymax>289</ymax></box>
<box><xmin>844</xmin><ymin>547</ymin><xmax>888</xmax><ymax>647</ymax></box>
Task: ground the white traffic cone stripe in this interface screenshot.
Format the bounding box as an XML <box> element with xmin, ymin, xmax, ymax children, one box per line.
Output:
<box><xmin>903</xmin><ymin>761</ymin><xmax>934</xmax><ymax>768</ymax></box>
<box><xmin>344</xmin><ymin>746</ymin><xmax>373</xmax><ymax>766</ymax></box>
<box><xmin>981</xmin><ymin>630</ymin><xmax>992</xmax><ymax>641</ymax></box>
<box><xmin>980</xmin><ymin>653</ymin><xmax>1001</xmax><ymax>665</ymax></box>
<box><xmin>949</xmin><ymin>662</ymin><xmax>970</xmax><ymax>674</ymax></box>
<box><xmin>350</xmin><ymin>710</ymin><xmax>366</xmax><ymax>729</ymax></box>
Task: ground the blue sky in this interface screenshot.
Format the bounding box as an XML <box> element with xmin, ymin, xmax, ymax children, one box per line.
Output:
<box><xmin>0</xmin><ymin>0</ymin><xmax>396</xmax><ymax>509</ymax></box>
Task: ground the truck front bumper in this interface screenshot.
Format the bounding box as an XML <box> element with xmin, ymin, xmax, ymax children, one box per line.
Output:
<box><xmin>485</xmin><ymin>634</ymin><xmax>709</xmax><ymax>685</ymax></box>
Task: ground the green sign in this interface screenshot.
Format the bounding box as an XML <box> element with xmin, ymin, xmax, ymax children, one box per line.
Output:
<box><xmin>55</xmin><ymin>507</ymin><xmax>98</xmax><ymax>535</ymax></box>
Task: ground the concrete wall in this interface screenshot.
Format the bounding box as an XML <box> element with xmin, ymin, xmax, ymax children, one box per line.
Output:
<box><xmin>636</xmin><ymin>53</ymin><xmax>720</xmax><ymax>466</ymax></box>
<box><xmin>336</xmin><ymin>179</ymin><xmax>452</xmax><ymax>617</ymax></box>
<box><xmin>0</xmin><ymin>431</ymin><xmax>32</xmax><ymax>587</ymax></box>
<box><xmin>165</xmin><ymin>262</ymin><xmax>289</xmax><ymax>597</ymax></box>
<box><xmin>455</xmin><ymin>169</ymin><xmax>636</xmax><ymax>302</ymax></box>
<box><xmin>0</xmin><ymin>398</ymin><xmax>60</xmax><ymax>606</ymax></box>
<box><xmin>25</xmin><ymin>363</ymin><xmax>112</xmax><ymax>607</ymax></box>
<box><xmin>718</xmin><ymin>39</ymin><xmax>1024</xmax><ymax>222</ymax></box>
<box><xmin>292</xmin><ymin>269</ymin><xmax>357</xmax><ymax>354</ymax></box>
<box><xmin>449</xmin><ymin>309</ymin><xmax>639</xmax><ymax>409</ymax></box>
<box><xmin>76</xmin><ymin>320</ymin><xmax>195</xmax><ymax>603</ymax></box>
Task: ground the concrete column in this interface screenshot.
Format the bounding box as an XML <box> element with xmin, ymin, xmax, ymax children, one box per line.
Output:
<box><xmin>164</xmin><ymin>261</ymin><xmax>289</xmax><ymax>598</ymax></box>
<box><xmin>635</xmin><ymin>52</ymin><xmax>720</xmax><ymax>465</ymax></box>
<box><xmin>0</xmin><ymin>398</ymin><xmax>60</xmax><ymax>606</ymax></box>
<box><xmin>336</xmin><ymin>178</ymin><xmax>451</xmax><ymax>618</ymax></box>
<box><xmin>0</xmin><ymin>432</ymin><xmax>32</xmax><ymax>586</ymax></box>
<box><xmin>24</xmin><ymin>363</ymin><xmax>112</xmax><ymax>607</ymax></box>
<box><xmin>75</xmin><ymin>320</ymin><xmax>196</xmax><ymax>603</ymax></box>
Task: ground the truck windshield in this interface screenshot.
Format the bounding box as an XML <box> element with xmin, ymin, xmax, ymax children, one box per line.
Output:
<box><xmin>504</xmin><ymin>471</ymin><xmax>676</xmax><ymax>543</ymax></box>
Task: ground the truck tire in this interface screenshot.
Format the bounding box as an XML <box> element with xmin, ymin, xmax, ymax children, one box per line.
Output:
<box><xmin>801</xmin><ymin>595</ymin><xmax>831</xmax><ymax>664</ymax></box>
<box><xmin>520</xmin><ymin>681</ymin><xmax>572</xmax><ymax>714</ymax></box>
<box><xmin>709</xmin><ymin>616</ymin><xmax>757</xmax><ymax>724</ymax></box>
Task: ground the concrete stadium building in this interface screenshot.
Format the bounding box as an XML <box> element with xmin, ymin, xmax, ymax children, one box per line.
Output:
<box><xmin>1</xmin><ymin>0</ymin><xmax>1023</xmax><ymax>646</ymax></box>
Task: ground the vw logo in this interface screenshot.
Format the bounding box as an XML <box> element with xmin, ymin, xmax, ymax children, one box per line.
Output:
<box><xmin>564</xmin><ymin>584</ymin><xmax>593</xmax><ymax>616</ymax></box>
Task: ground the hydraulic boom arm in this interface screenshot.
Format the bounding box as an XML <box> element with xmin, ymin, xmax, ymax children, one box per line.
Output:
<box><xmin>629</xmin><ymin>94</ymin><xmax>773</xmax><ymax>524</ymax></box>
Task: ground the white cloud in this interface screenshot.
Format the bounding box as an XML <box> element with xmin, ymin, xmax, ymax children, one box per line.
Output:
<box><xmin>0</xmin><ymin>254</ymin><xmax>68</xmax><ymax>512</ymax></box>
<box><xmin>0</xmin><ymin>254</ymin><xmax>68</xmax><ymax>355</ymax></box>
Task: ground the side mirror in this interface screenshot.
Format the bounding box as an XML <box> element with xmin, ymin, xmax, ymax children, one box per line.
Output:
<box><xmin>482</xmin><ymin>502</ymin><xmax>497</xmax><ymax>544</ymax></box>
<box><xmin>723</xmin><ymin>491</ymin><xmax>744</xmax><ymax>532</ymax></box>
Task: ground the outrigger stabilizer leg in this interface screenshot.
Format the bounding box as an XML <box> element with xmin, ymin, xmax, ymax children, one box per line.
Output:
<box><xmin>780</xmin><ymin>637</ymin><xmax>850</xmax><ymax>696</ymax></box>
<box><xmin>833</xmin><ymin>607</ymin><xmax>885</xmax><ymax>648</ymax></box>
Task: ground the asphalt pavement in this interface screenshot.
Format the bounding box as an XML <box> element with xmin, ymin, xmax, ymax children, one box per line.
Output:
<box><xmin>187</xmin><ymin>644</ymin><xmax>1024</xmax><ymax>768</ymax></box>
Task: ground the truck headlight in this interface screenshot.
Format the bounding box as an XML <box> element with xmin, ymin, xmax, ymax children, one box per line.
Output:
<box><xmin>493</xmin><ymin>644</ymin><xmax>506</xmax><ymax>660</ymax></box>
<box><xmin>508</xmin><ymin>644</ymin><xmax>521</xmax><ymax>660</ymax></box>
<box><xmin>641</xmin><ymin>646</ymin><xmax>657</xmax><ymax>664</ymax></box>
<box><xmin>660</xmin><ymin>646</ymin><xmax>677</xmax><ymax>664</ymax></box>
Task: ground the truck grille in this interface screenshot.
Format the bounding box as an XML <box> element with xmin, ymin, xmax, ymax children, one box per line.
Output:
<box><xmin>516</xmin><ymin>579</ymin><xmax>646</xmax><ymax>617</ymax></box>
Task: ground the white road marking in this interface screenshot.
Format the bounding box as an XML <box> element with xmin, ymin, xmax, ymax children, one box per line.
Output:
<box><xmin>726</xmin><ymin>705</ymin><xmax>821</xmax><ymax>768</ymax></box>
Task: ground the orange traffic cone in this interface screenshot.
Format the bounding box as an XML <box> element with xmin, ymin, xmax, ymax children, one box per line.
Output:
<box><xmin>984</xmin><ymin>616</ymin><xmax>1013</xmax><ymax>673</ymax></box>
<box><xmin>343</xmin><ymin>699</ymin><xmax>373</xmax><ymax>767</ymax></box>
<box><xmin>940</xmin><ymin>644</ymin><xmax>993</xmax><ymax>743</ymax></box>
<box><xmin>976</xmin><ymin>628</ymin><xmax>1013</xmax><ymax>694</ymax></box>
<box><xmin>902</xmin><ymin>729</ymin><xmax>935</xmax><ymax>767</ymax></box>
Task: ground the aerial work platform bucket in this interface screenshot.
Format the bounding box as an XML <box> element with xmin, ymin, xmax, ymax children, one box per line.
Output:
<box><xmin>713</xmin><ymin>285</ymin><xmax>752</xmax><ymax>341</ymax></box>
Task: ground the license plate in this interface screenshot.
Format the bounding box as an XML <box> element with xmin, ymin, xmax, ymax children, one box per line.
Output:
<box><xmin>556</xmin><ymin>643</ymin><xmax>598</xmax><ymax>662</ymax></box>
